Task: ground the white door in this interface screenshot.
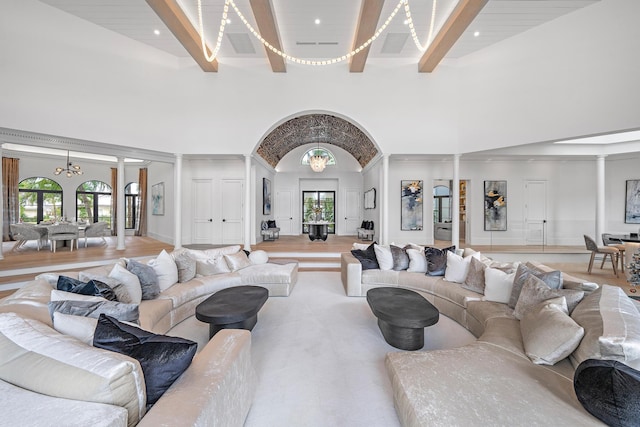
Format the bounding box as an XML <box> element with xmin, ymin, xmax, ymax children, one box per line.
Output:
<box><xmin>344</xmin><ymin>188</ymin><xmax>361</xmax><ymax>235</ymax></box>
<box><xmin>275</xmin><ymin>189</ymin><xmax>294</xmax><ymax>235</ymax></box>
<box><xmin>192</xmin><ymin>179</ymin><xmax>213</xmax><ymax>244</ymax></box>
<box><xmin>221</xmin><ymin>179</ymin><xmax>243</xmax><ymax>244</ymax></box>
<box><xmin>524</xmin><ymin>180</ymin><xmax>547</xmax><ymax>245</ymax></box>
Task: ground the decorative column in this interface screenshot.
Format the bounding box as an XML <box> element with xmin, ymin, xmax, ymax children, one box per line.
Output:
<box><xmin>244</xmin><ymin>154</ymin><xmax>252</xmax><ymax>252</ymax></box>
<box><xmin>174</xmin><ymin>154</ymin><xmax>183</xmax><ymax>250</ymax></box>
<box><xmin>0</xmin><ymin>145</ymin><xmax>4</xmax><ymax>260</ymax></box>
<box><xmin>116</xmin><ymin>157</ymin><xmax>126</xmax><ymax>250</ymax></box>
<box><xmin>382</xmin><ymin>154</ymin><xmax>390</xmax><ymax>245</ymax></box>
<box><xmin>596</xmin><ymin>155</ymin><xmax>606</xmax><ymax>241</ymax></box>
<box><xmin>452</xmin><ymin>154</ymin><xmax>461</xmax><ymax>249</ymax></box>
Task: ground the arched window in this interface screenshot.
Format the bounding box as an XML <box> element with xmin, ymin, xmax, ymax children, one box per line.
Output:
<box><xmin>433</xmin><ymin>185</ymin><xmax>451</xmax><ymax>223</ymax></box>
<box><xmin>125</xmin><ymin>182</ymin><xmax>139</xmax><ymax>230</ymax></box>
<box><xmin>18</xmin><ymin>177</ymin><xmax>63</xmax><ymax>224</ymax></box>
<box><xmin>301</xmin><ymin>147</ymin><xmax>336</xmax><ymax>167</ymax></box>
<box><xmin>76</xmin><ymin>180</ymin><xmax>112</xmax><ymax>225</ymax></box>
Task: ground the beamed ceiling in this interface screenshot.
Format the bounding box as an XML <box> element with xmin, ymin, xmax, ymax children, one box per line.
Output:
<box><xmin>256</xmin><ymin>114</ymin><xmax>378</xmax><ymax>168</ymax></box>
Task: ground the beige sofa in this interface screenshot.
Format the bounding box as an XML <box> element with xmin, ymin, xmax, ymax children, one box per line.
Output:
<box><xmin>0</xmin><ymin>248</ymin><xmax>298</xmax><ymax>427</ymax></box>
<box><xmin>341</xmin><ymin>250</ymin><xmax>640</xmax><ymax>426</ymax></box>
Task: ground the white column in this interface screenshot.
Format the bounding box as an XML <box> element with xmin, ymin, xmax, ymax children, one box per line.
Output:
<box><xmin>116</xmin><ymin>157</ymin><xmax>126</xmax><ymax>250</ymax></box>
<box><xmin>244</xmin><ymin>154</ymin><xmax>252</xmax><ymax>252</ymax></box>
<box><xmin>452</xmin><ymin>154</ymin><xmax>461</xmax><ymax>249</ymax></box>
<box><xmin>174</xmin><ymin>154</ymin><xmax>183</xmax><ymax>250</ymax></box>
<box><xmin>382</xmin><ymin>154</ymin><xmax>390</xmax><ymax>245</ymax></box>
<box><xmin>596</xmin><ymin>155</ymin><xmax>607</xmax><ymax>241</ymax></box>
<box><xmin>0</xmin><ymin>146</ymin><xmax>4</xmax><ymax>260</ymax></box>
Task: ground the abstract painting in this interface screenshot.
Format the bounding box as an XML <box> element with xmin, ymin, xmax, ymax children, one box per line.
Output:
<box><xmin>152</xmin><ymin>182</ymin><xmax>164</xmax><ymax>216</ymax></box>
<box><xmin>401</xmin><ymin>180</ymin><xmax>423</xmax><ymax>231</ymax></box>
<box><xmin>263</xmin><ymin>178</ymin><xmax>272</xmax><ymax>215</ymax></box>
<box><xmin>626</xmin><ymin>179</ymin><xmax>640</xmax><ymax>223</ymax></box>
<box><xmin>484</xmin><ymin>180</ymin><xmax>507</xmax><ymax>231</ymax></box>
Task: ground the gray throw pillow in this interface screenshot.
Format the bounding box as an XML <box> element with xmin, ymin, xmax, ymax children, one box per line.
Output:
<box><xmin>172</xmin><ymin>250</ymin><xmax>196</xmax><ymax>283</ymax></box>
<box><xmin>462</xmin><ymin>256</ymin><xmax>487</xmax><ymax>294</ymax></box>
<box><xmin>425</xmin><ymin>245</ymin><xmax>455</xmax><ymax>276</ymax></box>
<box><xmin>508</xmin><ymin>263</ymin><xmax>562</xmax><ymax>308</ymax></box>
<box><xmin>390</xmin><ymin>245</ymin><xmax>410</xmax><ymax>271</ymax></box>
<box><xmin>48</xmin><ymin>300</ymin><xmax>139</xmax><ymax>323</ymax></box>
<box><xmin>127</xmin><ymin>259</ymin><xmax>160</xmax><ymax>300</ymax></box>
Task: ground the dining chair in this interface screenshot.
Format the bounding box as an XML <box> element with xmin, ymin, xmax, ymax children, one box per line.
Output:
<box><xmin>584</xmin><ymin>235</ymin><xmax>619</xmax><ymax>276</ymax></box>
<box><xmin>48</xmin><ymin>224</ymin><xmax>79</xmax><ymax>252</ymax></box>
<box><xmin>83</xmin><ymin>221</ymin><xmax>110</xmax><ymax>247</ymax></box>
<box><xmin>9</xmin><ymin>223</ymin><xmax>48</xmax><ymax>251</ymax></box>
<box><xmin>602</xmin><ymin>233</ymin><xmax>626</xmax><ymax>273</ymax></box>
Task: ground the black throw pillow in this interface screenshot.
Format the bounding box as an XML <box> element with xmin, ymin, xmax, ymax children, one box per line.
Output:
<box><xmin>351</xmin><ymin>242</ymin><xmax>379</xmax><ymax>270</ymax></box>
<box><xmin>267</xmin><ymin>220</ymin><xmax>277</xmax><ymax>228</ymax></box>
<box><xmin>93</xmin><ymin>314</ymin><xmax>197</xmax><ymax>408</ymax></box>
<box><xmin>574</xmin><ymin>359</ymin><xmax>640</xmax><ymax>427</ymax></box>
<box><xmin>424</xmin><ymin>245</ymin><xmax>455</xmax><ymax>276</ymax></box>
<box><xmin>360</xmin><ymin>220</ymin><xmax>366</xmax><ymax>229</ymax></box>
<box><xmin>56</xmin><ymin>276</ymin><xmax>116</xmax><ymax>301</ymax></box>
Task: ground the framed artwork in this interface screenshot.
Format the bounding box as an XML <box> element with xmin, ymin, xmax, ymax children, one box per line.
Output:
<box><xmin>152</xmin><ymin>182</ymin><xmax>165</xmax><ymax>216</ymax></box>
<box><xmin>401</xmin><ymin>180</ymin><xmax>423</xmax><ymax>230</ymax></box>
<box><xmin>263</xmin><ymin>178</ymin><xmax>272</xmax><ymax>215</ymax></box>
<box><xmin>484</xmin><ymin>180</ymin><xmax>507</xmax><ymax>231</ymax></box>
<box><xmin>364</xmin><ymin>188</ymin><xmax>376</xmax><ymax>209</ymax></box>
<box><xmin>625</xmin><ymin>179</ymin><xmax>640</xmax><ymax>223</ymax></box>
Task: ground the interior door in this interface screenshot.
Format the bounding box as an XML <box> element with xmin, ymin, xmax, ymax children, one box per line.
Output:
<box><xmin>275</xmin><ymin>189</ymin><xmax>294</xmax><ymax>235</ymax></box>
<box><xmin>524</xmin><ymin>180</ymin><xmax>547</xmax><ymax>245</ymax></box>
<box><xmin>344</xmin><ymin>188</ymin><xmax>361</xmax><ymax>235</ymax></box>
<box><xmin>221</xmin><ymin>179</ymin><xmax>243</xmax><ymax>244</ymax></box>
<box><xmin>192</xmin><ymin>179</ymin><xmax>213</xmax><ymax>244</ymax></box>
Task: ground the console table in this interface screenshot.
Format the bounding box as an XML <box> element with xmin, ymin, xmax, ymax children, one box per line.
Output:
<box><xmin>303</xmin><ymin>222</ymin><xmax>333</xmax><ymax>241</ymax></box>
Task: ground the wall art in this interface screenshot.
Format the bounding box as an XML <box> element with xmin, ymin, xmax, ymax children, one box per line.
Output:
<box><xmin>364</xmin><ymin>188</ymin><xmax>376</xmax><ymax>209</ymax></box>
<box><xmin>484</xmin><ymin>180</ymin><xmax>507</xmax><ymax>231</ymax></box>
<box><xmin>263</xmin><ymin>178</ymin><xmax>272</xmax><ymax>215</ymax></box>
<box><xmin>152</xmin><ymin>182</ymin><xmax>164</xmax><ymax>216</ymax></box>
<box><xmin>626</xmin><ymin>179</ymin><xmax>640</xmax><ymax>223</ymax></box>
<box><xmin>401</xmin><ymin>180</ymin><xmax>423</xmax><ymax>231</ymax></box>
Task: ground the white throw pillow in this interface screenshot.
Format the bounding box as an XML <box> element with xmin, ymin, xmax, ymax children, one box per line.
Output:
<box><xmin>249</xmin><ymin>250</ymin><xmax>269</xmax><ymax>264</ymax></box>
<box><xmin>148</xmin><ymin>249</ymin><xmax>179</xmax><ymax>292</ymax></box>
<box><xmin>196</xmin><ymin>257</ymin><xmax>231</xmax><ymax>276</ymax></box>
<box><xmin>352</xmin><ymin>242</ymin><xmax>370</xmax><ymax>251</ymax></box>
<box><xmin>406</xmin><ymin>248</ymin><xmax>428</xmax><ymax>273</ymax></box>
<box><xmin>374</xmin><ymin>244</ymin><xmax>393</xmax><ymax>271</ymax></box>
<box><xmin>108</xmin><ymin>264</ymin><xmax>142</xmax><ymax>304</ymax></box>
<box><xmin>224</xmin><ymin>251</ymin><xmax>252</xmax><ymax>272</ymax></box>
<box><xmin>50</xmin><ymin>290</ymin><xmax>106</xmax><ymax>303</ymax></box>
<box><xmin>483</xmin><ymin>267</ymin><xmax>516</xmax><ymax>304</ymax></box>
<box><xmin>53</xmin><ymin>312</ymin><xmax>97</xmax><ymax>345</ymax></box>
<box><xmin>444</xmin><ymin>251</ymin><xmax>480</xmax><ymax>284</ymax></box>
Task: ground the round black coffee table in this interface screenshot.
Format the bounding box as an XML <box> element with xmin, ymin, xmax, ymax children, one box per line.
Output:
<box><xmin>366</xmin><ymin>287</ymin><xmax>439</xmax><ymax>350</ymax></box>
<box><xmin>196</xmin><ymin>285</ymin><xmax>268</xmax><ymax>338</ymax></box>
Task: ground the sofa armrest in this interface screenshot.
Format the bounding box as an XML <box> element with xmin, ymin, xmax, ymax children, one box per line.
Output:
<box><xmin>341</xmin><ymin>253</ymin><xmax>364</xmax><ymax>297</ymax></box>
<box><xmin>138</xmin><ymin>329</ymin><xmax>256</xmax><ymax>427</ymax></box>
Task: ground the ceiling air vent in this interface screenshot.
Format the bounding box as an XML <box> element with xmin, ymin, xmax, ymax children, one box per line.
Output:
<box><xmin>226</xmin><ymin>33</ymin><xmax>256</xmax><ymax>54</ymax></box>
<box><xmin>381</xmin><ymin>33</ymin><xmax>409</xmax><ymax>54</ymax></box>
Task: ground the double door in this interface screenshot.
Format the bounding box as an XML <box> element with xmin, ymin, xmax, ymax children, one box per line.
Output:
<box><xmin>302</xmin><ymin>191</ymin><xmax>335</xmax><ymax>234</ymax></box>
<box><xmin>192</xmin><ymin>179</ymin><xmax>244</xmax><ymax>244</ymax></box>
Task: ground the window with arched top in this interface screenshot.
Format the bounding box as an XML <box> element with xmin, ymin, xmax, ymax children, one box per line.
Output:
<box><xmin>301</xmin><ymin>147</ymin><xmax>336</xmax><ymax>166</ymax></box>
<box><xmin>18</xmin><ymin>177</ymin><xmax>63</xmax><ymax>223</ymax></box>
<box><xmin>125</xmin><ymin>182</ymin><xmax>139</xmax><ymax>229</ymax></box>
<box><xmin>76</xmin><ymin>180</ymin><xmax>112</xmax><ymax>225</ymax></box>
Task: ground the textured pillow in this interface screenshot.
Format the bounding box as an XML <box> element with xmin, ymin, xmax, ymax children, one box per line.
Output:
<box><xmin>109</xmin><ymin>264</ymin><xmax>142</xmax><ymax>304</ymax></box>
<box><xmin>127</xmin><ymin>259</ymin><xmax>160</xmax><ymax>300</ymax></box>
<box><xmin>224</xmin><ymin>251</ymin><xmax>252</xmax><ymax>272</ymax></box>
<box><xmin>56</xmin><ymin>276</ymin><xmax>117</xmax><ymax>301</ymax></box>
<box><xmin>574</xmin><ymin>359</ymin><xmax>640</xmax><ymax>427</ymax></box>
<box><xmin>148</xmin><ymin>250</ymin><xmax>179</xmax><ymax>292</ymax></box>
<box><xmin>53</xmin><ymin>311</ymin><xmax>98</xmax><ymax>345</ymax></box>
<box><xmin>196</xmin><ymin>257</ymin><xmax>231</xmax><ymax>276</ymax></box>
<box><xmin>508</xmin><ymin>263</ymin><xmax>563</xmax><ymax>309</ymax></box>
<box><xmin>521</xmin><ymin>296</ymin><xmax>585</xmax><ymax>365</ymax></box>
<box><xmin>515</xmin><ymin>275</ymin><xmax>585</xmax><ymax>320</ymax></box>
<box><xmin>444</xmin><ymin>251</ymin><xmax>480</xmax><ymax>284</ymax></box>
<box><xmin>172</xmin><ymin>250</ymin><xmax>197</xmax><ymax>283</ymax></box>
<box><xmin>351</xmin><ymin>242</ymin><xmax>379</xmax><ymax>270</ymax></box>
<box><xmin>482</xmin><ymin>267</ymin><xmax>516</xmax><ymax>304</ymax></box>
<box><xmin>249</xmin><ymin>250</ymin><xmax>269</xmax><ymax>265</ymax></box>
<box><xmin>462</xmin><ymin>256</ymin><xmax>487</xmax><ymax>294</ymax></box>
<box><xmin>93</xmin><ymin>314</ymin><xmax>197</xmax><ymax>407</ymax></box>
<box><xmin>79</xmin><ymin>272</ymin><xmax>132</xmax><ymax>304</ymax></box>
<box><xmin>48</xmin><ymin>300</ymin><xmax>139</xmax><ymax>323</ymax></box>
<box><xmin>50</xmin><ymin>290</ymin><xmax>106</xmax><ymax>303</ymax></box>
<box><xmin>374</xmin><ymin>244</ymin><xmax>393</xmax><ymax>271</ymax></box>
<box><xmin>406</xmin><ymin>248</ymin><xmax>427</xmax><ymax>273</ymax></box>
<box><xmin>425</xmin><ymin>245</ymin><xmax>455</xmax><ymax>276</ymax></box>
<box><xmin>570</xmin><ymin>285</ymin><xmax>640</xmax><ymax>370</ymax></box>
<box><xmin>390</xmin><ymin>245</ymin><xmax>410</xmax><ymax>271</ymax></box>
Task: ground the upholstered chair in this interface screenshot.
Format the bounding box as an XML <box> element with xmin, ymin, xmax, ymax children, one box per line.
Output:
<box><xmin>9</xmin><ymin>223</ymin><xmax>48</xmax><ymax>251</ymax></box>
<box><xmin>602</xmin><ymin>233</ymin><xmax>626</xmax><ymax>273</ymax></box>
<box><xmin>584</xmin><ymin>235</ymin><xmax>619</xmax><ymax>276</ymax></box>
<box><xmin>49</xmin><ymin>224</ymin><xmax>79</xmax><ymax>252</ymax></box>
<box><xmin>83</xmin><ymin>222</ymin><xmax>110</xmax><ymax>247</ymax></box>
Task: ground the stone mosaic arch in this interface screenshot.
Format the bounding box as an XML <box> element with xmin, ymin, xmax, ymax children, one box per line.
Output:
<box><xmin>256</xmin><ymin>114</ymin><xmax>379</xmax><ymax>169</ymax></box>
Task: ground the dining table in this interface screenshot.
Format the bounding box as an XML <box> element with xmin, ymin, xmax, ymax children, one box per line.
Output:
<box><xmin>609</xmin><ymin>234</ymin><xmax>640</xmax><ymax>243</ymax></box>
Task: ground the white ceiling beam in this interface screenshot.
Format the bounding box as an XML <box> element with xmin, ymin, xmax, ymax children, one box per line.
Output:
<box><xmin>350</xmin><ymin>0</ymin><xmax>385</xmax><ymax>73</ymax></box>
<box><xmin>418</xmin><ymin>0</ymin><xmax>489</xmax><ymax>73</ymax></box>
<box><xmin>146</xmin><ymin>0</ymin><xmax>218</xmax><ymax>72</ymax></box>
<box><xmin>249</xmin><ymin>0</ymin><xmax>286</xmax><ymax>73</ymax></box>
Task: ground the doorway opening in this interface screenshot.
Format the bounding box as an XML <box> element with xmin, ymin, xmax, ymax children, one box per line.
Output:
<box><xmin>302</xmin><ymin>191</ymin><xmax>335</xmax><ymax>234</ymax></box>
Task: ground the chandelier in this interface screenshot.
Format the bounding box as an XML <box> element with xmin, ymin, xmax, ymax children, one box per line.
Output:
<box><xmin>309</xmin><ymin>142</ymin><xmax>328</xmax><ymax>173</ymax></box>
<box><xmin>55</xmin><ymin>151</ymin><xmax>83</xmax><ymax>177</ymax></box>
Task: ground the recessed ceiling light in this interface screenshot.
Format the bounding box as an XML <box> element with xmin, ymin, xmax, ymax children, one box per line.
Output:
<box><xmin>226</xmin><ymin>18</ymin><xmax>231</xmax><ymax>24</ymax></box>
<box><xmin>314</xmin><ymin>18</ymin><xmax>321</xmax><ymax>25</ymax></box>
<box><xmin>473</xmin><ymin>31</ymin><xmax>480</xmax><ymax>37</ymax></box>
<box><xmin>403</xmin><ymin>19</ymin><xmax>409</xmax><ymax>25</ymax></box>
<box><xmin>153</xmin><ymin>29</ymin><xmax>160</xmax><ymax>36</ymax></box>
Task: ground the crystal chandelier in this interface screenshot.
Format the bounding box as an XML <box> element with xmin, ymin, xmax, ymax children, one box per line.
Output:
<box><xmin>55</xmin><ymin>151</ymin><xmax>83</xmax><ymax>177</ymax></box>
<box><xmin>309</xmin><ymin>143</ymin><xmax>328</xmax><ymax>173</ymax></box>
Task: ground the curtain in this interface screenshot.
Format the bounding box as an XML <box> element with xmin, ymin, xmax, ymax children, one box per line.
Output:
<box><xmin>111</xmin><ymin>167</ymin><xmax>117</xmax><ymax>236</ymax></box>
<box><xmin>3</xmin><ymin>157</ymin><xmax>20</xmax><ymax>241</ymax></box>
<box><xmin>136</xmin><ymin>168</ymin><xmax>148</xmax><ymax>236</ymax></box>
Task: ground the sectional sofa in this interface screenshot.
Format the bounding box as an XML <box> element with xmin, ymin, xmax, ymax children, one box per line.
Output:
<box><xmin>342</xmin><ymin>246</ymin><xmax>640</xmax><ymax>426</ymax></box>
<box><xmin>0</xmin><ymin>245</ymin><xmax>298</xmax><ymax>427</ymax></box>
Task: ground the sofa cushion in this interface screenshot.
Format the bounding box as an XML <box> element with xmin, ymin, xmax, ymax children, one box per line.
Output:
<box><xmin>374</xmin><ymin>244</ymin><xmax>393</xmax><ymax>270</ymax></box>
<box><xmin>574</xmin><ymin>359</ymin><xmax>640</xmax><ymax>427</ymax></box>
<box><xmin>509</xmin><ymin>263</ymin><xmax>563</xmax><ymax>308</ymax></box>
<box><xmin>390</xmin><ymin>245</ymin><xmax>410</xmax><ymax>271</ymax></box>
<box><xmin>171</xmin><ymin>249</ymin><xmax>197</xmax><ymax>283</ymax></box>
<box><xmin>53</xmin><ymin>311</ymin><xmax>99</xmax><ymax>345</ymax></box>
<box><xmin>186</xmin><ymin>245</ymin><xmax>241</xmax><ymax>262</ymax></box>
<box><xmin>444</xmin><ymin>251</ymin><xmax>480</xmax><ymax>284</ymax></box>
<box><xmin>362</xmin><ymin>269</ymin><xmax>399</xmax><ymax>286</ymax></box>
<box><xmin>462</xmin><ymin>257</ymin><xmax>487</xmax><ymax>294</ymax></box>
<box><xmin>406</xmin><ymin>248</ymin><xmax>427</xmax><ymax>273</ymax></box>
<box><xmin>147</xmin><ymin>250</ymin><xmax>178</xmax><ymax>292</ymax></box>
<box><xmin>238</xmin><ymin>263</ymin><xmax>297</xmax><ymax>286</ymax></box>
<box><xmin>425</xmin><ymin>245</ymin><xmax>455</xmax><ymax>276</ymax></box>
<box><xmin>483</xmin><ymin>267</ymin><xmax>516</xmax><ymax>303</ymax></box>
<box><xmin>196</xmin><ymin>257</ymin><xmax>231</xmax><ymax>276</ymax></box>
<box><xmin>514</xmin><ymin>275</ymin><xmax>584</xmax><ymax>320</ymax></box>
<box><xmin>93</xmin><ymin>314</ymin><xmax>197</xmax><ymax>407</ymax></box>
<box><xmin>0</xmin><ymin>313</ymin><xmax>146</xmax><ymax>427</ymax></box>
<box><xmin>109</xmin><ymin>264</ymin><xmax>142</xmax><ymax>304</ymax></box>
<box><xmin>48</xmin><ymin>300</ymin><xmax>139</xmax><ymax>323</ymax></box>
<box><xmin>351</xmin><ymin>242</ymin><xmax>379</xmax><ymax>270</ymax></box>
<box><xmin>224</xmin><ymin>251</ymin><xmax>252</xmax><ymax>272</ymax></box>
<box><xmin>127</xmin><ymin>260</ymin><xmax>160</xmax><ymax>300</ymax></box>
<box><xmin>521</xmin><ymin>296</ymin><xmax>584</xmax><ymax>365</ymax></box>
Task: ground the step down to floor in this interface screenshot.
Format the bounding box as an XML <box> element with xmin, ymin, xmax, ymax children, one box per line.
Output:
<box><xmin>268</xmin><ymin>251</ymin><xmax>341</xmax><ymax>270</ymax></box>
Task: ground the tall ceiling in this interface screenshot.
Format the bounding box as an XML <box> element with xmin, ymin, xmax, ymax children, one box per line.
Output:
<box><xmin>38</xmin><ymin>0</ymin><xmax>600</xmax><ymax>71</ymax></box>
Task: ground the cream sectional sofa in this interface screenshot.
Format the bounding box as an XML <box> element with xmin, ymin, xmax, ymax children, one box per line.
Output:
<box><xmin>341</xmin><ymin>250</ymin><xmax>640</xmax><ymax>426</ymax></box>
<box><xmin>0</xmin><ymin>247</ymin><xmax>298</xmax><ymax>427</ymax></box>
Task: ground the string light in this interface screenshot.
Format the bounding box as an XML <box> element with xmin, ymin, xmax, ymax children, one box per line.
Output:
<box><xmin>195</xmin><ymin>0</ymin><xmax>438</xmax><ymax>66</ymax></box>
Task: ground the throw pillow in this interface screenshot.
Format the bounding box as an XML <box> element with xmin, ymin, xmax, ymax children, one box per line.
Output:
<box><xmin>224</xmin><ymin>251</ymin><xmax>252</xmax><ymax>272</ymax></box>
<box><xmin>374</xmin><ymin>244</ymin><xmax>394</xmax><ymax>271</ymax></box>
<box><xmin>574</xmin><ymin>359</ymin><xmax>640</xmax><ymax>427</ymax></box>
<box><xmin>508</xmin><ymin>263</ymin><xmax>563</xmax><ymax>309</ymax></box>
<box><xmin>520</xmin><ymin>296</ymin><xmax>585</xmax><ymax>365</ymax></box>
<box><xmin>56</xmin><ymin>276</ymin><xmax>117</xmax><ymax>301</ymax></box>
<box><xmin>482</xmin><ymin>267</ymin><xmax>516</xmax><ymax>304</ymax></box>
<box><xmin>406</xmin><ymin>248</ymin><xmax>427</xmax><ymax>273</ymax></box>
<box><xmin>196</xmin><ymin>257</ymin><xmax>231</xmax><ymax>276</ymax></box>
<box><xmin>170</xmin><ymin>249</ymin><xmax>197</xmax><ymax>283</ymax></box>
<box><xmin>48</xmin><ymin>300</ymin><xmax>139</xmax><ymax>323</ymax></box>
<box><xmin>148</xmin><ymin>250</ymin><xmax>179</xmax><ymax>292</ymax></box>
<box><xmin>108</xmin><ymin>264</ymin><xmax>142</xmax><ymax>304</ymax></box>
<box><xmin>424</xmin><ymin>245</ymin><xmax>455</xmax><ymax>276</ymax></box>
<box><xmin>462</xmin><ymin>256</ymin><xmax>487</xmax><ymax>294</ymax></box>
<box><xmin>444</xmin><ymin>251</ymin><xmax>480</xmax><ymax>284</ymax></box>
<box><xmin>93</xmin><ymin>314</ymin><xmax>197</xmax><ymax>407</ymax></box>
<box><xmin>351</xmin><ymin>242</ymin><xmax>379</xmax><ymax>270</ymax></box>
<box><xmin>53</xmin><ymin>312</ymin><xmax>99</xmax><ymax>345</ymax></box>
<box><xmin>79</xmin><ymin>272</ymin><xmax>132</xmax><ymax>304</ymax></box>
<box><xmin>352</xmin><ymin>242</ymin><xmax>370</xmax><ymax>251</ymax></box>
<box><xmin>390</xmin><ymin>245</ymin><xmax>410</xmax><ymax>271</ymax></box>
<box><xmin>127</xmin><ymin>259</ymin><xmax>160</xmax><ymax>300</ymax></box>
<box><xmin>50</xmin><ymin>290</ymin><xmax>106</xmax><ymax>303</ymax></box>
<box><xmin>514</xmin><ymin>275</ymin><xmax>560</xmax><ymax>320</ymax></box>
<box><xmin>249</xmin><ymin>250</ymin><xmax>269</xmax><ymax>264</ymax></box>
